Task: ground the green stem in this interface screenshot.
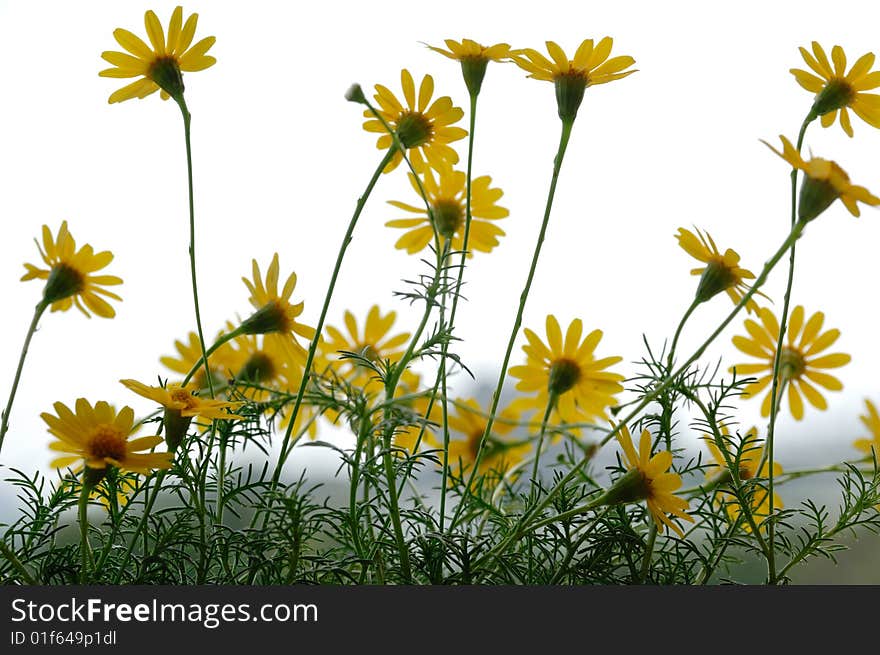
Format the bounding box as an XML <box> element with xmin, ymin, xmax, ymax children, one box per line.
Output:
<box><xmin>78</xmin><ymin>483</ymin><xmax>94</xmax><ymax>583</ymax></box>
<box><xmin>0</xmin><ymin>538</ymin><xmax>38</xmax><ymax>585</ymax></box>
<box><xmin>638</xmin><ymin>522</ymin><xmax>658</xmax><ymax>583</ymax></box>
<box><xmin>381</xmin><ymin>432</ymin><xmax>411</xmax><ymax>582</ymax></box>
<box><xmin>764</xmin><ymin>114</ymin><xmax>813</xmax><ymax>585</ymax></box>
<box><xmin>0</xmin><ymin>300</ymin><xmax>48</xmax><ymax>454</ymax></box>
<box><xmin>112</xmin><ymin>470</ymin><xmax>166</xmax><ymax>584</ymax></box>
<box><xmin>182</xmin><ymin>327</ymin><xmax>242</xmax><ymax>387</ymax></box>
<box><xmin>529</xmin><ymin>393</ymin><xmax>557</xmax><ymax>490</ymax></box>
<box><xmin>269</xmin><ymin>147</ymin><xmax>395</xmax><ymax>489</ymax></box>
<box><xmin>667</xmin><ymin>299</ymin><xmax>700</xmax><ymax>371</ymax></box>
<box><xmin>450</xmin><ymin>117</ymin><xmax>575</xmax><ymax>531</ymax></box>
<box><xmin>177</xmin><ymin>98</ymin><xmax>215</xmax><ymax>400</ymax></box>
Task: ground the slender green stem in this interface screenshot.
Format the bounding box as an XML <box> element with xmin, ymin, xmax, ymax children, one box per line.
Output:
<box><xmin>381</xmin><ymin>433</ymin><xmax>411</xmax><ymax>582</ymax></box>
<box><xmin>269</xmin><ymin>148</ymin><xmax>395</xmax><ymax>489</ymax></box>
<box><xmin>112</xmin><ymin>470</ymin><xmax>166</xmax><ymax>584</ymax></box>
<box><xmin>529</xmin><ymin>393</ymin><xmax>557</xmax><ymax>490</ymax></box>
<box><xmin>450</xmin><ymin>117</ymin><xmax>575</xmax><ymax>531</ymax></box>
<box><xmin>182</xmin><ymin>328</ymin><xmax>242</xmax><ymax>387</ymax></box>
<box><xmin>176</xmin><ymin>98</ymin><xmax>215</xmax><ymax>400</ymax></box>
<box><xmin>0</xmin><ymin>539</ymin><xmax>38</xmax><ymax>585</ymax></box>
<box><xmin>78</xmin><ymin>484</ymin><xmax>94</xmax><ymax>583</ymax></box>
<box><xmin>0</xmin><ymin>300</ymin><xmax>48</xmax><ymax>454</ymax></box>
<box><xmin>667</xmin><ymin>299</ymin><xmax>700</xmax><ymax>371</ymax></box>
<box><xmin>764</xmin><ymin>114</ymin><xmax>813</xmax><ymax>585</ymax></box>
<box><xmin>638</xmin><ymin>522</ymin><xmax>658</xmax><ymax>583</ymax></box>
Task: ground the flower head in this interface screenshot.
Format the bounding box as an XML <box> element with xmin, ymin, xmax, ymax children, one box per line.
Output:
<box><xmin>763</xmin><ymin>135</ymin><xmax>880</xmax><ymax>222</ymax></box>
<box><xmin>426</xmin><ymin>39</ymin><xmax>512</xmax><ymax>96</ymax></box>
<box><xmin>99</xmin><ymin>5</ymin><xmax>216</xmax><ymax>104</ymax></box>
<box><xmin>676</xmin><ymin>227</ymin><xmax>766</xmax><ymax>313</ymax></box>
<box><xmin>703</xmin><ymin>426</ymin><xmax>782</xmax><ymax>533</ymax></box>
<box><xmin>599</xmin><ymin>425</ymin><xmax>692</xmax><ymax>536</ymax></box>
<box><xmin>120</xmin><ymin>379</ymin><xmax>242</xmax><ymax>451</ymax></box>
<box><xmin>511</xmin><ymin>38</ymin><xmax>636</xmax><ymax>121</ymax></box>
<box><xmin>509</xmin><ymin>315</ymin><xmax>624</xmax><ymax>428</ymax></box>
<box><xmin>731</xmin><ymin>305</ymin><xmax>851</xmax><ymax>420</ymax></box>
<box><xmin>386</xmin><ymin>163</ymin><xmax>508</xmax><ymax>256</ymax></box>
<box><xmin>853</xmin><ymin>399</ymin><xmax>880</xmax><ymax>459</ymax></box>
<box><xmin>363</xmin><ymin>69</ymin><xmax>466</xmax><ymax>173</ymax></box>
<box><xmin>22</xmin><ymin>221</ymin><xmax>123</xmax><ymax>318</ymax></box>
<box><xmin>43</xmin><ymin>399</ymin><xmax>172</xmax><ymax>478</ymax></box>
<box><xmin>240</xmin><ymin>253</ymin><xmax>315</xmax><ymax>361</ymax></box>
<box><xmin>445</xmin><ymin>399</ymin><xmax>528</xmax><ymax>480</ymax></box>
<box><xmin>791</xmin><ymin>42</ymin><xmax>880</xmax><ymax>137</ymax></box>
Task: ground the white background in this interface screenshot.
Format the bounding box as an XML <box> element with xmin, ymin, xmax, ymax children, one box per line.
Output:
<box><xmin>1</xmin><ymin>0</ymin><xmax>879</xmax><ymax>512</ymax></box>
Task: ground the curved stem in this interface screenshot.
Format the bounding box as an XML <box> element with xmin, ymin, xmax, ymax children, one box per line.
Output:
<box><xmin>0</xmin><ymin>300</ymin><xmax>47</xmax><ymax>454</ymax></box>
<box><xmin>667</xmin><ymin>299</ymin><xmax>700</xmax><ymax>371</ymax></box>
<box><xmin>182</xmin><ymin>327</ymin><xmax>242</xmax><ymax>387</ymax></box>
<box><xmin>78</xmin><ymin>484</ymin><xmax>94</xmax><ymax>583</ymax></box>
<box><xmin>177</xmin><ymin>98</ymin><xmax>215</xmax><ymax>400</ymax></box>
<box><xmin>450</xmin><ymin>117</ymin><xmax>575</xmax><ymax>531</ymax></box>
<box><xmin>0</xmin><ymin>538</ymin><xmax>38</xmax><ymax>585</ymax></box>
<box><xmin>638</xmin><ymin>522</ymin><xmax>658</xmax><ymax>583</ymax></box>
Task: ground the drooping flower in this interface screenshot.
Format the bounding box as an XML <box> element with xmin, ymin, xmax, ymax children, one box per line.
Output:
<box><xmin>791</xmin><ymin>42</ymin><xmax>880</xmax><ymax>137</ymax></box>
<box><xmin>853</xmin><ymin>399</ymin><xmax>880</xmax><ymax>459</ymax></box>
<box><xmin>703</xmin><ymin>425</ymin><xmax>782</xmax><ymax>533</ymax></box>
<box><xmin>511</xmin><ymin>38</ymin><xmax>636</xmax><ymax>121</ymax></box>
<box><xmin>363</xmin><ymin>69</ymin><xmax>466</xmax><ymax>173</ymax></box>
<box><xmin>120</xmin><ymin>379</ymin><xmax>242</xmax><ymax>450</ymax></box>
<box><xmin>731</xmin><ymin>305</ymin><xmax>851</xmax><ymax>420</ymax></box>
<box><xmin>509</xmin><ymin>315</ymin><xmax>624</xmax><ymax>428</ymax></box>
<box><xmin>676</xmin><ymin>227</ymin><xmax>766</xmax><ymax>313</ymax></box>
<box><xmin>445</xmin><ymin>399</ymin><xmax>528</xmax><ymax>480</ymax></box>
<box><xmin>43</xmin><ymin>399</ymin><xmax>172</xmax><ymax>479</ymax></box>
<box><xmin>386</xmin><ymin>163</ymin><xmax>508</xmax><ymax>256</ymax></box>
<box><xmin>426</xmin><ymin>39</ymin><xmax>512</xmax><ymax>96</ymax></box>
<box><xmin>99</xmin><ymin>5</ymin><xmax>216</xmax><ymax>104</ymax></box>
<box><xmin>21</xmin><ymin>221</ymin><xmax>123</xmax><ymax>318</ymax></box>
<box><xmin>763</xmin><ymin>135</ymin><xmax>880</xmax><ymax>222</ymax></box>
<box><xmin>598</xmin><ymin>425</ymin><xmax>692</xmax><ymax>537</ymax></box>
<box><xmin>240</xmin><ymin>253</ymin><xmax>315</xmax><ymax>361</ymax></box>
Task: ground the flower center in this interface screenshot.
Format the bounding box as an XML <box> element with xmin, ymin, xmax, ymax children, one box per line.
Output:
<box><xmin>548</xmin><ymin>358</ymin><xmax>582</xmax><ymax>395</ymax></box>
<box><xmin>395</xmin><ymin>111</ymin><xmax>434</xmax><ymax>149</ymax></box>
<box><xmin>432</xmin><ymin>199</ymin><xmax>464</xmax><ymax>239</ymax></box>
<box><xmin>169</xmin><ymin>387</ymin><xmax>198</xmax><ymax>411</ymax></box>
<box><xmin>43</xmin><ymin>263</ymin><xmax>84</xmax><ymax>304</ymax></box>
<box><xmin>239</xmin><ymin>352</ymin><xmax>275</xmax><ymax>383</ymax></box>
<box><xmin>87</xmin><ymin>425</ymin><xmax>127</xmax><ymax>462</ymax></box>
<box><xmin>812</xmin><ymin>78</ymin><xmax>856</xmax><ymax>117</ymax></box>
<box><xmin>779</xmin><ymin>346</ymin><xmax>806</xmax><ymax>381</ymax></box>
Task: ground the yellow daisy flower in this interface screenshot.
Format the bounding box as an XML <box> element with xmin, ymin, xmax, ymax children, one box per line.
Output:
<box><xmin>600</xmin><ymin>425</ymin><xmax>692</xmax><ymax>537</ymax></box>
<box><xmin>445</xmin><ymin>399</ymin><xmax>528</xmax><ymax>479</ymax></box>
<box><xmin>21</xmin><ymin>221</ymin><xmax>123</xmax><ymax>319</ymax></box>
<box><xmin>791</xmin><ymin>42</ymin><xmax>880</xmax><ymax>137</ymax></box>
<box><xmin>731</xmin><ymin>305</ymin><xmax>851</xmax><ymax>420</ymax></box>
<box><xmin>426</xmin><ymin>39</ymin><xmax>512</xmax><ymax>95</ymax></box>
<box><xmin>763</xmin><ymin>135</ymin><xmax>880</xmax><ymax>222</ymax></box>
<box><xmin>43</xmin><ymin>399</ymin><xmax>172</xmax><ymax>476</ymax></box>
<box><xmin>241</xmin><ymin>253</ymin><xmax>315</xmax><ymax>360</ymax></box>
<box><xmin>703</xmin><ymin>426</ymin><xmax>782</xmax><ymax>533</ymax></box>
<box><xmin>386</xmin><ymin>163</ymin><xmax>508</xmax><ymax>256</ymax></box>
<box><xmin>363</xmin><ymin>69</ymin><xmax>467</xmax><ymax>173</ymax></box>
<box><xmin>511</xmin><ymin>38</ymin><xmax>636</xmax><ymax>120</ymax></box>
<box><xmin>99</xmin><ymin>5</ymin><xmax>216</xmax><ymax>104</ymax></box>
<box><xmin>509</xmin><ymin>315</ymin><xmax>624</xmax><ymax>427</ymax></box>
<box><xmin>321</xmin><ymin>305</ymin><xmax>411</xmax><ymax>393</ymax></box>
<box><xmin>676</xmin><ymin>227</ymin><xmax>766</xmax><ymax>313</ymax></box>
<box><xmin>853</xmin><ymin>399</ymin><xmax>880</xmax><ymax>458</ymax></box>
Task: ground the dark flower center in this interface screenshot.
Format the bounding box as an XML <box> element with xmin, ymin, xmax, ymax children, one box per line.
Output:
<box><xmin>395</xmin><ymin>111</ymin><xmax>434</xmax><ymax>149</ymax></box>
<box><xmin>432</xmin><ymin>200</ymin><xmax>464</xmax><ymax>239</ymax></box>
<box><xmin>88</xmin><ymin>425</ymin><xmax>127</xmax><ymax>462</ymax></box>
<box><xmin>779</xmin><ymin>346</ymin><xmax>806</xmax><ymax>380</ymax></box>
<box><xmin>548</xmin><ymin>358</ymin><xmax>582</xmax><ymax>395</ymax></box>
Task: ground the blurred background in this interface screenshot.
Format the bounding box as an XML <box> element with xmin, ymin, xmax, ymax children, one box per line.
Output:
<box><xmin>1</xmin><ymin>0</ymin><xmax>879</xmax><ymax>582</ymax></box>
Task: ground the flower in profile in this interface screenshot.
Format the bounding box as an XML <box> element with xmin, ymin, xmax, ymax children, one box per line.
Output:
<box><xmin>731</xmin><ymin>305</ymin><xmax>851</xmax><ymax>420</ymax></box>
<box><xmin>21</xmin><ymin>221</ymin><xmax>123</xmax><ymax>318</ymax></box>
<box><xmin>99</xmin><ymin>5</ymin><xmax>216</xmax><ymax>104</ymax></box>
<box><xmin>445</xmin><ymin>399</ymin><xmax>528</xmax><ymax>480</ymax></box>
<box><xmin>853</xmin><ymin>399</ymin><xmax>880</xmax><ymax>459</ymax></box>
<box><xmin>386</xmin><ymin>163</ymin><xmax>508</xmax><ymax>256</ymax></box>
<box><xmin>598</xmin><ymin>425</ymin><xmax>692</xmax><ymax>536</ymax></box>
<box><xmin>43</xmin><ymin>399</ymin><xmax>172</xmax><ymax>482</ymax></box>
<box><xmin>511</xmin><ymin>38</ymin><xmax>636</xmax><ymax>121</ymax></box>
<box><xmin>120</xmin><ymin>379</ymin><xmax>242</xmax><ymax>451</ymax></box>
<box><xmin>363</xmin><ymin>69</ymin><xmax>467</xmax><ymax>173</ymax></box>
<box><xmin>321</xmin><ymin>305</ymin><xmax>410</xmax><ymax>393</ymax></box>
<box><xmin>426</xmin><ymin>39</ymin><xmax>512</xmax><ymax>96</ymax></box>
<box><xmin>676</xmin><ymin>227</ymin><xmax>766</xmax><ymax>313</ymax></box>
<box><xmin>791</xmin><ymin>42</ymin><xmax>880</xmax><ymax>137</ymax></box>
<box><xmin>509</xmin><ymin>315</ymin><xmax>624</xmax><ymax>426</ymax></box>
<box><xmin>240</xmin><ymin>253</ymin><xmax>315</xmax><ymax>361</ymax></box>
<box><xmin>703</xmin><ymin>426</ymin><xmax>782</xmax><ymax>533</ymax></box>
<box><xmin>763</xmin><ymin>135</ymin><xmax>880</xmax><ymax>222</ymax></box>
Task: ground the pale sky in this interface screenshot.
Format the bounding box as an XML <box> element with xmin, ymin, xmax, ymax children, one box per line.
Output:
<box><xmin>1</xmin><ymin>0</ymin><xmax>880</xmax><ymax>500</ymax></box>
